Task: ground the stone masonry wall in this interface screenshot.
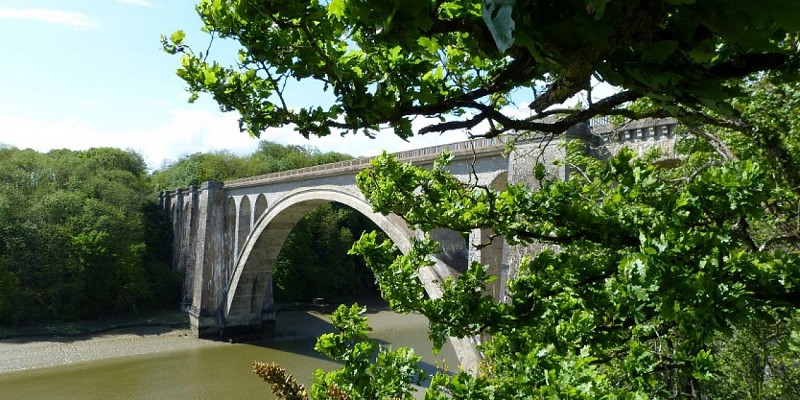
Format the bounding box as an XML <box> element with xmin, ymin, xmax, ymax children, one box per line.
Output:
<box><xmin>502</xmin><ymin>119</ymin><xmax>680</xmax><ymax>294</ymax></box>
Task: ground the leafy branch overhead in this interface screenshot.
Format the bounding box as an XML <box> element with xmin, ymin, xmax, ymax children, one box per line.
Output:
<box><xmin>349</xmin><ymin>143</ymin><xmax>800</xmax><ymax>397</ymax></box>
<box><xmin>163</xmin><ymin>0</ymin><xmax>800</xmax><ymax>139</ymax></box>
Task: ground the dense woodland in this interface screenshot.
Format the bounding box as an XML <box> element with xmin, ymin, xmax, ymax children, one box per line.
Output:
<box><xmin>0</xmin><ymin>141</ymin><xmax>377</xmax><ymax>325</ymax></box>
<box><xmin>0</xmin><ymin>147</ymin><xmax>177</xmax><ymax>323</ymax></box>
<box><xmin>151</xmin><ymin>141</ymin><xmax>353</xmax><ymax>189</ymax></box>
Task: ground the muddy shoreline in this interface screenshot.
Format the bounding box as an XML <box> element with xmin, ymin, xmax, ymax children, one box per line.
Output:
<box><xmin>0</xmin><ymin>309</ymin><xmax>339</xmax><ymax>374</ymax></box>
<box><xmin>0</xmin><ymin>298</ymin><xmax>390</xmax><ymax>375</ymax></box>
<box><xmin>0</xmin><ymin>325</ymin><xmax>219</xmax><ymax>374</ymax></box>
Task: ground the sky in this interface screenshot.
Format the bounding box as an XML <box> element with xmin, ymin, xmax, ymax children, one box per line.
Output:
<box><xmin>0</xmin><ymin>0</ymin><xmax>476</xmax><ymax>170</ymax></box>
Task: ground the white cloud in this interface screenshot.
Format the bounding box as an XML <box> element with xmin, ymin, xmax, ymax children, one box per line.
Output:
<box><xmin>0</xmin><ymin>81</ymin><xmax>627</xmax><ymax>173</ymax></box>
<box><xmin>116</xmin><ymin>0</ymin><xmax>156</xmax><ymax>7</ymax></box>
<box><xmin>0</xmin><ymin>109</ymin><xmax>475</xmax><ymax>172</ymax></box>
<box><xmin>0</xmin><ymin>8</ymin><xmax>100</xmax><ymax>30</ymax></box>
<box><xmin>0</xmin><ymin>111</ymin><xmax>255</xmax><ymax>171</ymax></box>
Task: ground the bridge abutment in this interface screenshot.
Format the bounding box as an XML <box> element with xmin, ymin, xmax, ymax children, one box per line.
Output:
<box><xmin>187</xmin><ymin>181</ymin><xmax>227</xmax><ymax>337</ymax></box>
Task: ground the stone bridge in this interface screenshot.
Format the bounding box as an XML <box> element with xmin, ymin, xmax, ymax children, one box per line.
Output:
<box><xmin>160</xmin><ymin>118</ymin><xmax>679</xmax><ymax>373</ymax></box>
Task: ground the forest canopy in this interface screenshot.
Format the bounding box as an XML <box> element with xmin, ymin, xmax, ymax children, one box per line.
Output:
<box><xmin>152</xmin><ymin>141</ymin><xmax>351</xmax><ymax>189</ymax></box>
<box><xmin>0</xmin><ymin>147</ymin><xmax>178</xmax><ymax>323</ymax></box>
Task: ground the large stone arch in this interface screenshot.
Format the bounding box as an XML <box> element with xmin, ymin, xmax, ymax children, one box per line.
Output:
<box><xmin>223</xmin><ymin>185</ymin><xmax>481</xmax><ymax>372</ymax></box>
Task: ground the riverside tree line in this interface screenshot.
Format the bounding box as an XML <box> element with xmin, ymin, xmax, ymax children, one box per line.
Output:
<box><xmin>0</xmin><ymin>141</ymin><xmax>379</xmax><ymax>325</ymax></box>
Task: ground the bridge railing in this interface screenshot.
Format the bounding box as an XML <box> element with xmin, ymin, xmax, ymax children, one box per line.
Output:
<box><xmin>223</xmin><ymin>136</ymin><xmax>508</xmax><ymax>187</ymax></box>
<box><xmin>220</xmin><ymin>118</ymin><xmax>678</xmax><ymax>188</ymax></box>
<box><xmin>591</xmin><ymin>118</ymin><xmax>678</xmax><ymax>142</ymax></box>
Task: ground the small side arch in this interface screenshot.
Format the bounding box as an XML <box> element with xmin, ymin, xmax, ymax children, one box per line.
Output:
<box><xmin>237</xmin><ymin>195</ymin><xmax>251</xmax><ymax>254</ymax></box>
<box><xmin>224</xmin><ymin>197</ymin><xmax>237</xmax><ymax>284</ymax></box>
<box><xmin>180</xmin><ymin>201</ymin><xmax>195</xmax><ymax>311</ymax></box>
<box><xmin>254</xmin><ymin>194</ymin><xmax>268</xmax><ymax>222</ymax></box>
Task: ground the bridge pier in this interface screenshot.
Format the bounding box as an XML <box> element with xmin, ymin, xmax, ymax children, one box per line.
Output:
<box><xmin>188</xmin><ymin>307</ymin><xmax>220</xmax><ymax>338</ymax></box>
<box><xmin>180</xmin><ymin>181</ymin><xmax>229</xmax><ymax>338</ymax></box>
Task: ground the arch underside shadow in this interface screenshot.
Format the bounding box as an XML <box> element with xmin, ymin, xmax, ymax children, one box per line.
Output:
<box><xmin>223</xmin><ymin>185</ymin><xmax>481</xmax><ymax>372</ymax></box>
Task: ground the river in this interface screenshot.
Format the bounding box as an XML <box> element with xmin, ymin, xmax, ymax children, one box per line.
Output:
<box><xmin>0</xmin><ymin>302</ymin><xmax>458</xmax><ymax>399</ymax></box>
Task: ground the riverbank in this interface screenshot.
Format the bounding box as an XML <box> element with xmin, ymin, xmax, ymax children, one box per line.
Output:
<box><xmin>0</xmin><ymin>325</ymin><xmax>218</xmax><ymax>374</ymax></box>
<box><xmin>0</xmin><ymin>305</ymin><xmax>455</xmax><ymax>400</ymax></box>
<box><xmin>0</xmin><ymin>297</ymin><xmax>396</xmax><ymax>375</ymax></box>
<box><xmin>0</xmin><ymin>308</ymin><xmax>342</xmax><ymax>374</ymax></box>
<box><xmin>0</xmin><ymin>310</ymin><xmax>189</xmax><ymax>341</ymax></box>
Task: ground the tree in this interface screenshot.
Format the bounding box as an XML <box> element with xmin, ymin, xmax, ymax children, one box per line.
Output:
<box><xmin>151</xmin><ymin>142</ymin><xmax>351</xmax><ymax>189</ymax></box>
<box><xmin>164</xmin><ymin>0</ymin><xmax>799</xmax><ymax>141</ymax></box>
<box><xmin>164</xmin><ymin>1</ymin><xmax>800</xmax><ymax>398</ymax></box>
<box><xmin>151</xmin><ymin>150</ymin><xmax>248</xmax><ymax>189</ymax></box>
<box><xmin>0</xmin><ymin>147</ymin><xmax>180</xmax><ymax>323</ymax></box>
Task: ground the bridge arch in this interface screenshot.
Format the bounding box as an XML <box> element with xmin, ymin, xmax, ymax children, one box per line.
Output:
<box><xmin>254</xmin><ymin>194</ymin><xmax>268</xmax><ymax>221</ymax></box>
<box><xmin>224</xmin><ymin>185</ymin><xmax>412</xmax><ymax>322</ymax></box>
<box><xmin>237</xmin><ymin>195</ymin><xmax>251</xmax><ymax>254</ymax></box>
<box><xmin>161</xmin><ymin>119</ymin><xmax>679</xmax><ymax>375</ymax></box>
<box><xmin>223</xmin><ymin>185</ymin><xmax>481</xmax><ymax>372</ymax></box>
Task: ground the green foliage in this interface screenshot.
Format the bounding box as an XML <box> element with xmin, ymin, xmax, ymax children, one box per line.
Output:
<box><xmin>0</xmin><ymin>266</ymin><xmax>20</xmax><ymax>322</ymax></box>
<box><xmin>708</xmin><ymin>313</ymin><xmax>800</xmax><ymax>399</ymax></box>
<box><xmin>349</xmin><ymin>138</ymin><xmax>800</xmax><ymax>396</ymax></box>
<box><xmin>151</xmin><ymin>150</ymin><xmax>247</xmax><ymax>189</ymax></box>
<box><xmin>311</xmin><ymin>304</ymin><xmax>425</xmax><ymax>399</ymax></box>
<box><xmin>0</xmin><ymin>147</ymin><xmax>179</xmax><ymax>324</ymax></box>
<box><xmin>151</xmin><ymin>142</ymin><xmax>351</xmax><ymax>189</ymax></box>
<box><xmin>165</xmin><ymin>0</ymin><xmax>799</xmax><ymax>140</ymax></box>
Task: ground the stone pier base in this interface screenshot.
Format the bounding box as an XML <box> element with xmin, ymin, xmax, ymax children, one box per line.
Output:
<box><xmin>189</xmin><ymin>309</ymin><xmax>220</xmax><ymax>338</ymax></box>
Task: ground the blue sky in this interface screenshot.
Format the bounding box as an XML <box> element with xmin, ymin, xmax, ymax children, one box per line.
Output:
<box><xmin>0</xmin><ymin>0</ymin><xmax>471</xmax><ymax>170</ymax></box>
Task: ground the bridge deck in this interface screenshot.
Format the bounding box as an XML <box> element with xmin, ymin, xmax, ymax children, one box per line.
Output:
<box><xmin>223</xmin><ymin>136</ymin><xmax>509</xmax><ymax>188</ymax></box>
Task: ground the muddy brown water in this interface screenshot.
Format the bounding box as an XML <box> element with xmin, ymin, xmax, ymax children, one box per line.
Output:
<box><xmin>0</xmin><ymin>305</ymin><xmax>458</xmax><ymax>399</ymax></box>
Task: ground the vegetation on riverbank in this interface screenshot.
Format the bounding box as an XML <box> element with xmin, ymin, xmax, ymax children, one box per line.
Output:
<box><xmin>0</xmin><ymin>147</ymin><xmax>179</xmax><ymax>324</ymax></box>
<box><xmin>0</xmin><ymin>310</ymin><xmax>187</xmax><ymax>340</ymax></box>
<box><xmin>0</xmin><ymin>140</ymin><xmax>378</xmax><ymax>328</ymax></box>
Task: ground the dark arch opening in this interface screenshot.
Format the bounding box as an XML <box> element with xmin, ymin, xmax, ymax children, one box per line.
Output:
<box><xmin>237</xmin><ymin>196</ymin><xmax>251</xmax><ymax>254</ymax></box>
<box><xmin>180</xmin><ymin>201</ymin><xmax>194</xmax><ymax>311</ymax></box>
<box><xmin>271</xmin><ymin>201</ymin><xmax>381</xmax><ymax>305</ymax></box>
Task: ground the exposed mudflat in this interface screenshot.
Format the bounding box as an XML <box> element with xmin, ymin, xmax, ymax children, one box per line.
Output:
<box><xmin>0</xmin><ymin>326</ymin><xmax>223</xmax><ymax>374</ymax></box>
<box><xmin>0</xmin><ymin>301</ymin><xmax>406</xmax><ymax>375</ymax></box>
<box><xmin>0</xmin><ymin>308</ymin><xmax>344</xmax><ymax>374</ymax></box>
